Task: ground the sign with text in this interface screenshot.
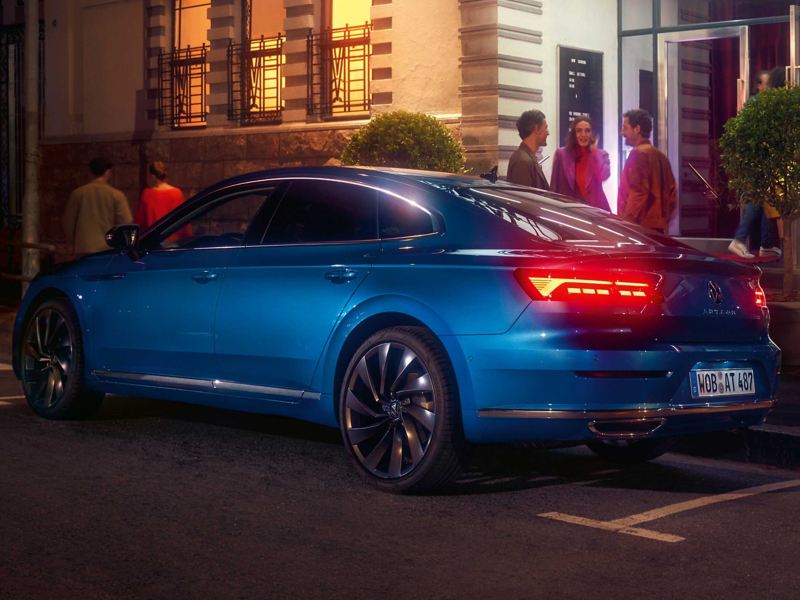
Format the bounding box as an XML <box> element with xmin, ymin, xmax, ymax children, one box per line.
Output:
<box><xmin>558</xmin><ymin>46</ymin><xmax>604</xmax><ymax>148</ymax></box>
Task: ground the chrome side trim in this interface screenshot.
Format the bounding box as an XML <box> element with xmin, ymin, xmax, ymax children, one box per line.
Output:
<box><xmin>211</xmin><ymin>379</ymin><xmax>303</xmax><ymax>399</ymax></box>
<box><xmin>92</xmin><ymin>370</ymin><xmax>213</xmax><ymax>391</ymax></box>
<box><xmin>93</xmin><ymin>370</ymin><xmax>310</xmax><ymax>400</ymax></box>
<box><xmin>477</xmin><ymin>399</ymin><xmax>775</xmax><ymax>419</ymax></box>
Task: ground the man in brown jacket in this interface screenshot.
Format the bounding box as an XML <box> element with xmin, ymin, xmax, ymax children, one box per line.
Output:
<box><xmin>63</xmin><ymin>158</ymin><xmax>133</xmax><ymax>255</ymax></box>
<box><xmin>506</xmin><ymin>109</ymin><xmax>550</xmax><ymax>190</ymax></box>
<box><xmin>618</xmin><ymin>109</ymin><xmax>676</xmax><ymax>233</ymax></box>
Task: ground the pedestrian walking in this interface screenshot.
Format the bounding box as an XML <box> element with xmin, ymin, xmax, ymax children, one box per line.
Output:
<box><xmin>727</xmin><ymin>67</ymin><xmax>783</xmax><ymax>259</ymax></box>
<box><xmin>135</xmin><ymin>161</ymin><xmax>187</xmax><ymax>230</ymax></box>
<box><xmin>507</xmin><ymin>109</ymin><xmax>550</xmax><ymax>190</ymax></box>
<box><xmin>617</xmin><ymin>109</ymin><xmax>676</xmax><ymax>233</ymax></box>
<box><xmin>63</xmin><ymin>157</ymin><xmax>133</xmax><ymax>255</ymax></box>
<box><xmin>550</xmin><ymin>115</ymin><xmax>611</xmax><ymax>210</ymax></box>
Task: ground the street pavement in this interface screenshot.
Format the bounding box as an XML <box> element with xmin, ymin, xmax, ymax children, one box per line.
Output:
<box><xmin>2</xmin><ymin>304</ymin><xmax>799</xmax><ymax>469</ymax></box>
<box><xmin>1</xmin><ymin>388</ymin><xmax>800</xmax><ymax>599</ymax></box>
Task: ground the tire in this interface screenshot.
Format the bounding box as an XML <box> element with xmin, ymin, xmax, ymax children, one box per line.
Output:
<box><xmin>19</xmin><ymin>298</ymin><xmax>104</xmax><ymax>420</ymax></box>
<box><xmin>338</xmin><ymin>326</ymin><xmax>463</xmax><ymax>493</ymax></box>
<box><xmin>587</xmin><ymin>437</ymin><xmax>676</xmax><ymax>465</ymax></box>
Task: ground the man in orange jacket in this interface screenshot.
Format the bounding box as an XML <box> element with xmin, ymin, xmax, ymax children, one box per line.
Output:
<box><xmin>618</xmin><ymin>109</ymin><xmax>676</xmax><ymax>233</ymax></box>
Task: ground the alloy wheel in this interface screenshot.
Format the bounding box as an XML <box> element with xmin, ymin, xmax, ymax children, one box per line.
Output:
<box><xmin>21</xmin><ymin>307</ymin><xmax>74</xmax><ymax>410</ymax></box>
<box><xmin>343</xmin><ymin>342</ymin><xmax>437</xmax><ymax>479</ymax></box>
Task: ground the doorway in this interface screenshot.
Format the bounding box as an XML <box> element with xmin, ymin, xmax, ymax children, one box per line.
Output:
<box><xmin>657</xmin><ymin>22</ymin><xmax>792</xmax><ymax>238</ymax></box>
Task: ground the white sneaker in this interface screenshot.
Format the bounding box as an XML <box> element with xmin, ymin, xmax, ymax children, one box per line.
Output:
<box><xmin>759</xmin><ymin>246</ymin><xmax>782</xmax><ymax>257</ymax></box>
<box><xmin>728</xmin><ymin>239</ymin><xmax>755</xmax><ymax>259</ymax></box>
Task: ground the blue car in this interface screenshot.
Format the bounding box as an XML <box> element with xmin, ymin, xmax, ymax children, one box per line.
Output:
<box><xmin>13</xmin><ymin>167</ymin><xmax>779</xmax><ymax>492</ymax></box>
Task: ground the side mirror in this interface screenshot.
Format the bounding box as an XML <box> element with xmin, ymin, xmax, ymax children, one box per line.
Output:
<box><xmin>105</xmin><ymin>224</ymin><xmax>140</xmax><ymax>251</ymax></box>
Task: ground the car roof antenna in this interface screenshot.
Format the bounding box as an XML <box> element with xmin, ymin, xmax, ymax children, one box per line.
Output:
<box><xmin>480</xmin><ymin>165</ymin><xmax>498</xmax><ymax>183</ymax></box>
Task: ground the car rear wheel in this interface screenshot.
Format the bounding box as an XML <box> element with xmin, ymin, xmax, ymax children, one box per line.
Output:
<box><xmin>20</xmin><ymin>298</ymin><xmax>104</xmax><ymax>419</ymax></box>
<box><xmin>587</xmin><ymin>438</ymin><xmax>676</xmax><ymax>464</ymax></box>
<box><xmin>339</xmin><ymin>326</ymin><xmax>463</xmax><ymax>493</ymax></box>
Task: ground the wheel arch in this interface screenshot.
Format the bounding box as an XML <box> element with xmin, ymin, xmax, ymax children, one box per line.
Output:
<box><xmin>12</xmin><ymin>287</ymin><xmax>75</xmax><ymax>377</ymax></box>
<box><xmin>317</xmin><ymin>297</ymin><xmax>476</xmax><ymax>426</ymax></box>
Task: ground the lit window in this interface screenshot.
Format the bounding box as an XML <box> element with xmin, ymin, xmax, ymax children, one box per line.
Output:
<box><xmin>159</xmin><ymin>0</ymin><xmax>210</xmax><ymax>128</ymax></box>
<box><xmin>229</xmin><ymin>1</ymin><xmax>285</xmax><ymax>124</ymax></box>
<box><xmin>307</xmin><ymin>0</ymin><xmax>372</xmax><ymax>117</ymax></box>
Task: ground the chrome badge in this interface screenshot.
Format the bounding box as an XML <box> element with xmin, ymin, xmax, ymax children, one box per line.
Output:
<box><xmin>707</xmin><ymin>281</ymin><xmax>723</xmax><ymax>305</ymax></box>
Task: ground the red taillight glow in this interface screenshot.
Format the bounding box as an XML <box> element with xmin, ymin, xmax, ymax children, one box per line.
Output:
<box><xmin>515</xmin><ymin>269</ymin><xmax>659</xmax><ymax>304</ymax></box>
<box><xmin>750</xmin><ymin>279</ymin><xmax>766</xmax><ymax>307</ymax></box>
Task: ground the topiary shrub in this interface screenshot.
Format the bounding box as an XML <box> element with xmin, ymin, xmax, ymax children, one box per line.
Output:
<box><xmin>720</xmin><ymin>85</ymin><xmax>800</xmax><ymax>299</ymax></box>
<box><xmin>341</xmin><ymin>111</ymin><xmax>466</xmax><ymax>173</ymax></box>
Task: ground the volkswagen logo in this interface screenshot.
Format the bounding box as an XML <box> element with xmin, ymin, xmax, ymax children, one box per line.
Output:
<box><xmin>707</xmin><ymin>281</ymin><xmax>723</xmax><ymax>305</ymax></box>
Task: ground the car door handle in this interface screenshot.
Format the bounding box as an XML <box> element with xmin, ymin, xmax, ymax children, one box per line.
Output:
<box><xmin>325</xmin><ymin>268</ymin><xmax>358</xmax><ymax>283</ymax></box>
<box><xmin>191</xmin><ymin>271</ymin><xmax>219</xmax><ymax>284</ymax></box>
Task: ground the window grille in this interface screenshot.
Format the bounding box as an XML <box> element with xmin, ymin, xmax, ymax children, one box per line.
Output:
<box><xmin>158</xmin><ymin>45</ymin><xmax>207</xmax><ymax>129</ymax></box>
<box><xmin>307</xmin><ymin>23</ymin><xmax>371</xmax><ymax>118</ymax></box>
<box><xmin>228</xmin><ymin>34</ymin><xmax>284</xmax><ymax>125</ymax></box>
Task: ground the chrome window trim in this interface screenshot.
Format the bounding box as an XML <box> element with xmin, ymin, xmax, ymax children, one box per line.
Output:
<box><xmin>146</xmin><ymin>176</ymin><xmax>444</xmax><ymax>251</ymax></box>
<box><xmin>477</xmin><ymin>399</ymin><xmax>774</xmax><ymax>419</ymax></box>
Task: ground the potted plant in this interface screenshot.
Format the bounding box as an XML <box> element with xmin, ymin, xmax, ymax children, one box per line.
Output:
<box><xmin>341</xmin><ymin>110</ymin><xmax>465</xmax><ymax>173</ymax></box>
<box><xmin>720</xmin><ymin>85</ymin><xmax>800</xmax><ymax>300</ymax></box>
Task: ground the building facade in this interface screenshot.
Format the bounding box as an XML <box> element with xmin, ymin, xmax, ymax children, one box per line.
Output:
<box><xmin>0</xmin><ymin>0</ymin><xmax>797</xmax><ymax>275</ymax></box>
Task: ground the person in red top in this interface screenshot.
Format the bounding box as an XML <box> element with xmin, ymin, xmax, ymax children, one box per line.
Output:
<box><xmin>550</xmin><ymin>116</ymin><xmax>611</xmax><ymax>211</ymax></box>
<box><xmin>135</xmin><ymin>161</ymin><xmax>186</xmax><ymax>230</ymax></box>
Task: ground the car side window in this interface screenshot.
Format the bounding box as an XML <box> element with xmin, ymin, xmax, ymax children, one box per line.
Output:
<box><xmin>262</xmin><ymin>180</ymin><xmax>378</xmax><ymax>244</ymax></box>
<box><xmin>154</xmin><ymin>189</ymin><xmax>277</xmax><ymax>250</ymax></box>
<box><xmin>379</xmin><ymin>194</ymin><xmax>436</xmax><ymax>238</ymax></box>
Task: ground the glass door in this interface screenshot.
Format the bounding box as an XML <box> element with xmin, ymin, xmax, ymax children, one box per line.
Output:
<box><xmin>657</xmin><ymin>27</ymin><xmax>748</xmax><ymax>237</ymax></box>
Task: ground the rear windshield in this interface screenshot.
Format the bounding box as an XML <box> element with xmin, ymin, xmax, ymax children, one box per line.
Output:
<box><xmin>453</xmin><ymin>186</ymin><xmax>687</xmax><ymax>250</ymax></box>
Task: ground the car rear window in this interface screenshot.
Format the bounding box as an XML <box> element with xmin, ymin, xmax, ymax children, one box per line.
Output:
<box><xmin>454</xmin><ymin>186</ymin><xmax>686</xmax><ymax>249</ymax></box>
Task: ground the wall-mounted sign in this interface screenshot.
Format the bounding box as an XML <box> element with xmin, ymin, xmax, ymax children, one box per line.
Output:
<box><xmin>557</xmin><ymin>46</ymin><xmax>604</xmax><ymax>148</ymax></box>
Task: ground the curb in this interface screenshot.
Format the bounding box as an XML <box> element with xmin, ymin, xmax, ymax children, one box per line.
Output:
<box><xmin>675</xmin><ymin>425</ymin><xmax>800</xmax><ymax>470</ymax></box>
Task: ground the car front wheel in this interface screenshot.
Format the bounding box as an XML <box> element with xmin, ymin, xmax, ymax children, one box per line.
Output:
<box><xmin>20</xmin><ymin>298</ymin><xmax>104</xmax><ymax>419</ymax></box>
<box><xmin>339</xmin><ymin>326</ymin><xmax>463</xmax><ymax>493</ymax></box>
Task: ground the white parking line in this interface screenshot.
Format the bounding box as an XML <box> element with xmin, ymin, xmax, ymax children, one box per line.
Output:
<box><xmin>0</xmin><ymin>395</ymin><xmax>25</xmax><ymax>406</ymax></box>
<box><xmin>539</xmin><ymin>478</ymin><xmax>800</xmax><ymax>543</ymax></box>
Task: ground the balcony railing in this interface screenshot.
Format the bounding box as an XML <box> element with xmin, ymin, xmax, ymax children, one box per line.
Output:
<box><xmin>158</xmin><ymin>45</ymin><xmax>207</xmax><ymax>128</ymax></box>
<box><xmin>307</xmin><ymin>23</ymin><xmax>371</xmax><ymax>118</ymax></box>
<box><xmin>228</xmin><ymin>34</ymin><xmax>284</xmax><ymax>126</ymax></box>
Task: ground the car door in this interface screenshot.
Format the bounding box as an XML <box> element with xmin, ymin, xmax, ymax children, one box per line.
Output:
<box><xmin>213</xmin><ymin>178</ymin><xmax>378</xmax><ymax>400</ymax></box>
<box><xmin>90</xmin><ymin>187</ymin><xmax>275</xmax><ymax>382</ymax></box>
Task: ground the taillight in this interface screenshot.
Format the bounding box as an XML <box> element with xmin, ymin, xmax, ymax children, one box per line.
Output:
<box><xmin>515</xmin><ymin>268</ymin><xmax>660</xmax><ymax>304</ymax></box>
<box><xmin>751</xmin><ymin>280</ymin><xmax>766</xmax><ymax>307</ymax></box>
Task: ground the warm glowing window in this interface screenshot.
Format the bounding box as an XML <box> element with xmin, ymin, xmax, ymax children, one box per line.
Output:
<box><xmin>174</xmin><ymin>0</ymin><xmax>210</xmax><ymax>49</ymax></box>
<box><xmin>330</xmin><ymin>0</ymin><xmax>370</xmax><ymax>29</ymax></box>
<box><xmin>307</xmin><ymin>0</ymin><xmax>371</xmax><ymax>117</ymax></box>
<box><xmin>160</xmin><ymin>0</ymin><xmax>210</xmax><ymax>128</ymax></box>
<box><xmin>245</xmin><ymin>1</ymin><xmax>285</xmax><ymax>117</ymax></box>
<box><xmin>329</xmin><ymin>0</ymin><xmax>370</xmax><ymax>113</ymax></box>
<box><xmin>230</xmin><ymin>1</ymin><xmax>285</xmax><ymax>124</ymax></box>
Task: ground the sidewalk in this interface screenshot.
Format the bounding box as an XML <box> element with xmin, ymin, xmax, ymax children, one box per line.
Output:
<box><xmin>1</xmin><ymin>305</ymin><xmax>798</xmax><ymax>467</ymax></box>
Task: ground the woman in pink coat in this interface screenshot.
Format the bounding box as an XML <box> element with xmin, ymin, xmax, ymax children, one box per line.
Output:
<box><xmin>550</xmin><ymin>116</ymin><xmax>611</xmax><ymax>211</ymax></box>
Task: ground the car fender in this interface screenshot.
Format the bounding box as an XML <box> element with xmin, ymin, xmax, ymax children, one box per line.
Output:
<box><xmin>313</xmin><ymin>293</ymin><xmax>478</xmax><ymax>422</ymax></box>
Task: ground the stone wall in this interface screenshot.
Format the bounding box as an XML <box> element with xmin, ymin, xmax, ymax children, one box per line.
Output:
<box><xmin>39</xmin><ymin>126</ymin><xmax>357</xmax><ymax>262</ymax></box>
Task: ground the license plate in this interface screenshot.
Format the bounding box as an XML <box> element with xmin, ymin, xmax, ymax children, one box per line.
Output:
<box><xmin>690</xmin><ymin>368</ymin><xmax>755</xmax><ymax>399</ymax></box>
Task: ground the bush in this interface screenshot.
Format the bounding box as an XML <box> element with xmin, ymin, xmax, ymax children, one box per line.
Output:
<box><xmin>720</xmin><ymin>85</ymin><xmax>800</xmax><ymax>298</ymax></box>
<box><xmin>341</xmin><ymin>111</ymin><xmax>465</xmax><ymax>173</ymax></box>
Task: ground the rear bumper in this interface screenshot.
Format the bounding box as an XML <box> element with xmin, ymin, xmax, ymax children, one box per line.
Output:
<box><xmin>452</xmin><ymin>324</ymin><xmax>780</xmax><ymax>443</ymax></box>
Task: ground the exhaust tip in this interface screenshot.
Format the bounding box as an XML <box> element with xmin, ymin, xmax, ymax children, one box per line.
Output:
<box><xmin>588</xmin><ymin>418</ymin><xmax>666</xmax><ymax>439</ymax></box>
